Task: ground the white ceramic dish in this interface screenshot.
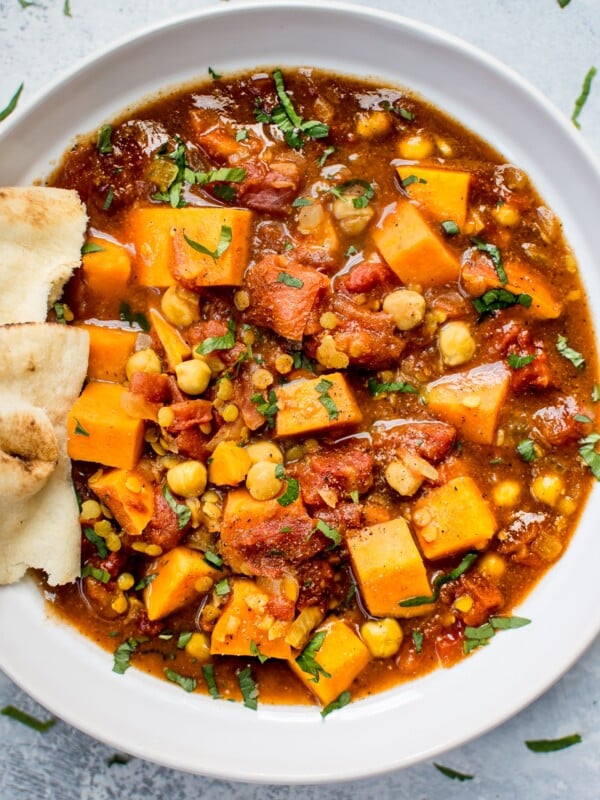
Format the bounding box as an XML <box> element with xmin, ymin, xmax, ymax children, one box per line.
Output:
<box><xmin>1</xmin><ymin>0</ymin><xmax>600</xmax><ymax>784</ymax></box>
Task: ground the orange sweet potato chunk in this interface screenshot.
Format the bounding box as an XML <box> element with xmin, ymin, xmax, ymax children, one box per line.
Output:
<box><xmin>396</xmin><ymin>166</ymin><xmax>471</xmax><ymax>227</ymax></box>
<box><xmin>127</xmin><ymin>207</ymin><xmax>253</xmax><ymax>287</ymax></box>
<box><xmin>81</xmin><ymin>237</ymin><xmax>132</xmax><ymax>295</ymax></box>
<box><xmin>372</xmin><ymin>200</ymin><xmax>459</xmax><ymax>288</ymax></box>
<box><xmin>210</xmin><ymin>578</ymin><xmax>292</xmax><ymax>660</ymax></box>
<box><xmin>425</xmin><ymin>361</ymin><xmax>511</xmax><ymax>445</ymax></box>
<box><xmin>88</xmin><ymin>467</ymin><xmax>154</xmax><ymax>536</ymax></box>
<box><xmin>347</xmin><ymin>518</ymin><xmax>434</xmax><ymax>618</ymax></box>
<box><xmin>80</xmin><ymin>324</ymin><xmax>137</xmax><ymax>383</ymax></box>
<box><xmin>461</xmin><ymin>253</ymin><xmax>563</xmax><ymax>320</ymax></box>
<box><xmin>288</xmin><ymin>619</ymin><xmax>371</xmax><ymax>706</ymax></box>
<box><xmin>412</xmin><ymin>476</ymin><xmax>497</xmax><ymax>560</ymax></box>
<box><xmin>67</xmin><ymin>382</ymin><xmax>145</xmax><ymax>470</ymax></box>
<box><xmin>275</xmin><ymin>373</ymin><xmax>362</xmax><ymax>438</ymax></box>
<box><xmin>144</xmin><ymin>546</ymin><xmax>220</xmax><ymax>621</ymax></box>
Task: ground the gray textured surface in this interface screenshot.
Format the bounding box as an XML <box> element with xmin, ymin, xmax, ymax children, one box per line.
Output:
<box><xmin>1</xmin><ymin>0</ymin><xmax>599</xmax><ymax>796</ymax></box>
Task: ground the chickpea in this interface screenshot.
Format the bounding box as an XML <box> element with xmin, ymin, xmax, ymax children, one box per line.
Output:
<box><xmin>382</xmin><ymin>289</ymin><xmax>426</xmax><ymax>331</ymax></box>
<box><xmin>245</xmin><ymin>460</ymin><xmax>284</xmax><ymax>501</ymax></box>
<box><xmin>531</xmin><ymin>473</ymin><xmax>564</xmax><ymax>508</ymax></box>
<box><xmin>493</xmin><ymin>480</ymin><xmax>521</xmax><ymax>507</ymax></box>
<box><xmin>492</xmin><ymin>203</ymin><xmax>521</xmax><ymax>228</ymax></box>
<box><xmin>385</xmin><ymin>459</ymin><xmax>422</xmax><ymax>497</ymax></box>
<box><xmin>160</xmin><ymin>285</ymin><xmax>200</xmax><ymax>327</ymax></box>
<box><xmin>361</xmin><ymin>618</ymin><xmax>403</xmax><ymax>658</ymax></box>
<box><xmin>438</xmin><ymin>321</ymin><xmax>476</xmax><ymax>366</ymax></box>
<box><xmin>331</xmin><ymin>196</ymin><xmax>375</xmax><ymax>236</ymax></box>
<box><xmin>397</xmin><ymin>133</ymin><xmax>434</xmax><ymax>160</ymax></box>
<box><xmin>184</xmin><ymin>632</ymin><xmax>211</xmax><ymax>662</ymax></box>
<box><xmin>246</xmin><ymin>441</ymin><xmax>284</xmax><ymax>465</ymax></box>
<box><xmin>175</xmin><ymin>359</ymin><xmax>211</xmax><ymax>395</ymax></box>
<box><xmin>125</xmin><ymin>348</ymin><xmax>161</xmax><ymax>381</ymax></box>
<box><xmin>355</xmin><ymin>110</ymin><xmax>392</xmax><ymax>140</ymax></box>
<box><xmin>476</xmin><ymin>552</ymin><xmax>506</xmax><ymax>579</ymax></box>
<box><xmin>167</xmin><ymin>460</ymin><xmax>208</xmax><ymax>498</ymax></box>
<box><xmin>252</xmin><ymin>368</ymin><xmax>274</xmax><ymax>391</ymax></box>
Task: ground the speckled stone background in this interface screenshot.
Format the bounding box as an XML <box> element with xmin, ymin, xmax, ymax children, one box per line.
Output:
<box><xmin>0</xmin><ymin>0</ymin><xmax>599</xmax><ymax>797</ymax></box>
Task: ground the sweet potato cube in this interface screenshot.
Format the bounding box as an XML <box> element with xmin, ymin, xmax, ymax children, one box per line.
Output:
<box><xmin>81</xmin><ymin>324</ymin><xmax>138</xmax><ymax>383</ymax></box>
<box><xmin>275</xmin><ymin>373</ymin><xmax>362</xmax><ymax>438</ymax></box>
<box><xmin>148</xmin><ymin>307</ymin><xmax>191</xmax><ymax>368</ymax></box>
<box><xmin>88</xmin><ymin>468</ymin><xmax>154</xmax><ymax>536</ymax></box>
<box><xmin>426</xmin><ymin>361</ymin><xmax>510</xmax><ymax>445</ymax></box>
<box><xmin>208</xmin><ymin>441</ymin><xmax>252</xmax><ymax>486</ymax></box>
<box><xmin>81</xmin><ymin>237</ymin><xmax>132</xmax><ymax>295</ymax></box>
<box><xmin>288</xmin><ymin>620</ymin><xmax>371</xmax><ymax>706</ymax></box>
<box><xmin>127</xmin><ymin>207</ymin><xmax>253</xmax><ymax>288</ymax></box>
<box><xmin>144</xmin><ymin>546</ymin><xmax>220</xmax><ymax>621</ymax></box>
<box><xmin>347</xmin><ymin>518</ymin><xmax>434</xmax><ymax>618</ymax></box>
<box><xmin>461</xmin><ymin>254</ymin><xmax>563</xmax><ymax>320</ymax></box>
<box><xmin>412</xmin><ymin>476</ymin><xmax>497</xmax><ymax>560</ymax></box>
<box><xmin>372</xmin><ymin>200</ymin><xmax>459</xmax><ymax>288</ymax></box>
<box><xmin>396</xmin><ymin>166</ymin><xmax>471</xmax><ymax>228</ymax></box>
<box><xmin>67</xmin><ymin>382</ymin><xmax>145</xmax><ymax>470</ymax></box>
<box><xmin>210</xmin><ymin>578</ymin><xmax>292</xmax><ymax>660</ymax></box>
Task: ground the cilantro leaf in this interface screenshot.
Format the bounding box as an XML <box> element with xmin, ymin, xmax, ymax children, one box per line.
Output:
<box><xmin>250</xmin><ymin>640</ymin><xmax>269</xmax><ymax>664</ymax></box>
<box><xmin>177</xmin><ymin>631</ymin><xmax>193</xmax><ymax>649</ymax></box>
<box><xmin>1</xmin><ymin>705</ymin><xmax>56</xmax><ymax>733</ymax></box>
<box><xmin>81</xmin><ymin>564</ymin><xmax>110</xmax><ymax>584</ymax></box>
<box><xmin>113</xmin><ymin>638</ymin><xmax>139</xmax><ymax>674</ymax></box>
<box><xmin>208</xmin><ymin>66</ymin><xmax>221</xmax><ymax>80</ymax></box>
<box><xmin>330</xmin><ymin>179</ymin><xmax>375</xmax><ymax>209</ymax></box>
<box><xmin>165</xmin><ymin>668</ymin><xmax>197</xmax><ymax>693</ymax></box>
<box><xmin>317</xmin><ymin>146</ymin><xmax>336</xmax><ymax>167</ymax></box>
<box><xmin>237</xmin><ymin>666</ymin><xmax>258</xmax><ymax>709</ymax></box>
<box><xmin>399</xmin><ymin>551</ymin><xmax>478</xmax><ymax>607</ymax></box>
<box><xmin>412</xmin><ymin>630</ymin><xmax>424</xmax><ymax>653</ymax></box>
<box><xmin>525</xmin><ymin>734</ymin><xmax>581</xmax><ymax>752</ymax></box>
<box><xmin>315</xmin><ymin>378</ymin><xmax>339</xmax><ymax>420</ymax></box>
<box><xmin>321</xmin><ymin>690</ymin><xmax>351</xmax><ymax>718</ymax></box>
<box><xmin>578</xmin><ymin>432</ymin><xmax>600</xmax><ymax>479</ymax></box>
<box><xmin>367</xmin><ymin>378</ymin><xmax>418</xmax><ymax>396</ymax></box>
<box><xmin>472</xmin><ymin>288</ymin><xmax>532</xmax><ymax>315</ymax></box>
<box><xmin>184</xmin><ymin>225</ymin><xmax>232</xmax><ymax>261</ymax></box>
<box><xmin>0</xmin><ymin>83</ymin><xmax>24</xmax><ymax>122</ymax></box>
<box><xmin>119</xmin><ymin>301</ymin><xmax>150</xmax><ymax>332</ymax></box>
<box><xmin>517</xmin><ymin>438</ymin><xmax>537</xmax><ymax>463</ymax></box>
<box><xmin>556</xmin><ymin>334</ymin><xmax>585</xmax><ymax>368</ymax></box>
<box><xmin>572</xmin><ymin>66</ymin><xmax>597</xmax><ymax>129</ymax></box>
<box><xmin>296</xmin><ymin>631</ymin><xmax>331</xmax><ymax>683</ymax></box>
<box><xmin>471</xmin><ymin>237</ymin><xmax>507</xmax><ymax>284</ymax></box>
<box><xmin>251</xmin><ymin>388</ymin><xmax>279</xmax><ymax>429</ymax></box>
<box><xmin>434</xmin><ymin>763</ymin><xmax>473</xmax><ymax>782</ymax></box>
<box><xmin>96</xmin><ymin>124</ymin><xmax>113</xmax><ymax>155</ymax></box>
<box><xmin>134</xmin><ymin>573</ymin><xmax>157</xmax><ymax>591</ymax></box>
<box><xmin>202</xmin><ymin>664</ymin><xmax>221</xmax><ymax>699</ymax></box>
<box><xmin>441</xmin><ymin>220</ymin><xmax>460</xmax><ymax>235</ymax></box>
<box><xmin>81</xmin><ymin>241</ymin><xmax>105</xmax><ymax>255</ymax></box>
<box><xmin>162</xmin><ymin>484</ymin><xmax>192</xmax><ymax>529</ymax></box>
<box><xmin>312</xmin><ymin>518</ymin><xmax>341</xmax><ymax>549</ymax></box>
<box><xmin>507</xmin><ymin>353</ymin><xmax>536</xmax><ymax>369</ymax></box>
<box><xmin>204</xmin><ymin>550</ymin><xmax>223</xmax><ymax>569</ymax></box>
<box><xmin>277</xmin><ymin>271</ymin><xmax>304</xmax><ymax>288</ymax></box>
<box><xmin>381</xmin><ymin>100</ymin><xmax>414</xmax><ymax>121</ymax></box>
<box><xmin>195</xmin><ymin>318</ymin><xmax>236</xmax><ymax>356</ymax></box>
<box><xmin>83</xmin><ymin>527</ymin><xmax>108</xmax><ymax>558</ymax></box>
<box><xmin>266</xmin><ymin>68</ymin><xmax>329</xmax><ymax>149</ymax></box>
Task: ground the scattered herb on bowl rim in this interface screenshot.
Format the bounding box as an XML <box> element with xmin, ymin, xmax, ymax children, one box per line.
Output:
<box><xmin>1</xmin><ymin>705</ymin><xmax>56</xmax><ymax>733</ymax></box>
<box><xmin>525</xmin><ymin>733</ymin><xmax>582</xmax><ymax>752</ymax></box>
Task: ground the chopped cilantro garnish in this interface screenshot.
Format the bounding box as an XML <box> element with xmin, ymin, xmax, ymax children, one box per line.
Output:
<box><xmin>276</xmin><ymin>465</ymin><xmax>299</xmax><ymax>507</ymax></box>
<box><xmin>162</xmin><ymin>484</ymin><xmax>192</xmax><ymax>529</ymax></box>
<box><xmin>202</xmin><ymin>664</ymin><xmax>221</xmax><ymax>699</ymax></box>
<box><xmin>296</xmin><ymin>631</ymin><xmax>331</xmax><ymax>683</ymax></box>
<box><xmin>204</xmin><ymin>550</ymin><xmax>223</xmax><ymax>569</ymax></box>
<box><xmin>292</xmin><ymin>197</ymin><xmax>313</xmax><ymax>207</ymax></box>
<box><xmin>81</xmin><ymin>564</ymin><xmax>110</xmax><ymax>584</ymax></box>
<box><xmin>471</xmin><ymin>236</ymin><xmax>507</xmax><ymax>283</ymax></box>
<box><xmin>557</xmin><ymin>0</ymin><xmax>571</xmax><ymax>6</ymax></box>
<box><xmin>525</xmin><ymin>734</ymin><xmax>582</xmax><ymax>752</ymax></box>
<box><xmin>472</xmin><ymin>288</ymin><xmax>532</xmax><ymax>315</ymax></box>
<box><xmin>315</xmin><ymin>377</ymin><xmax>339</xmax><ymax>420</ymax></box>
<box><xmin>192</xmin><ymin>166</ymin><xmax>246</xmax><ymax>186</ymax></box>
<box><xmin>556</xmin><ymin>334</ymin><xmax>585</xmax><ymax>368</ymax></box>
<box><xmin>165</xmin><ymin>668</ymin><xmax>197</xmax><ymax>693</ymax></box>
<box><xmin>463</xmin><ymin>615</ymin><xmax>530</xmax><ymax>654</ymax></box>
<box><xmin>412</xmin><ymin>630</ymin><xmax>424</xmax><ymax>654</ymax></box>
<box><xmin>119</xmin><ymin>301</ymin><xmax>150</xmax><ymax>332</ymax></box>
<box><xmin>0</xmin><ymin>83</ymin><xmax>24</xmax><ymax>122</ymax></box>
<box><xmin>63</xmin><ymin>0</ymin><xmax>71</xmax><ymax>16</ymax></box>
<box><xmin>434</xmin><ymin>763</ymin><xmax>473</xmax><ymax>782</ymax></box>
<box><xmin>250</xmin><ymin>640</ymin><xmax>269</xmax><ymax>664</ymax></box>
<box><xmin>134</xmin><ymin>573</ymin><xmax>157</xmax><ymax>591</ymax></box>
<box><xmin>102</xmin><ymin>186</ymin><xmax>114</xmax><ymax>211</ymax></box>
<box><xmin>208</xmin><ymin>66</ymin><xmax>222</xmax><ymax>80</ymax></box>
<box><xmin>401</xmin><ymin>174</ymin><xmax>426</xmax><ymax>188</ymax></box>
<box><xmin>441</xmin><ymin>220</ymin><xmax>460</xmax><ymax>235</ymax></box>
<box><xmin>237</xmin><ymin>666</ymin><xmax>258</xmax><ymax>709</ymax></box>
<box><xmin>592</xmin><ymin>384</ymin><xmax>600</xmax><ymax>403</ymax></box>
<box><xmin>312</xmin><ymin>518</ymin><xmax>341</xmax><ymax>549</ymax></box>
<box><xmin>574</xmin><ymin>413</ymin><xmax>592</xmax><ymax>423</ymax></box>
<box><xmin>277</xmin><ymin>271</ymin><xmax>304</xmax><ymax>288</ymax></box>
<box><xmin>578</xmin><ymin>433</ymin><xmax>600</xmax><ymax>479</ymax></box>
<box><xmin>113</xmin><ymin>638</ymin><xmax>139</xmax><ymax>674</ymax></box>
<box><xmin>214</xmin><ymin>578</ymin><xmax>230</xmax><ymax>596</ymax></box>
<box><xmin>259</xmin><ymin>68</ymin><xmax>329</xmax><ymax>149</ymax></box>
<box><xmin>251</xmin><ymin>388</ymin><xmax>279</xmax><ymax>429</ymax></box>
<box><xmin>53</xmin><ymin>302</ymin><xmax>67</xmax><ymax>325</ymax></box>
<box><xmin>235</xmin><ymin>129</ymin><xmax>248</xmax><ymax>142</ymax></box>
<box><xmin>330</xmin><ymin>179</ymin><xmax>375</xmax><ymax>209</ymax></box>
<box><xmin>177</xmin><ymin>632</ymin><xmax>193</xmax><ymax>649</ymax></box>
<box><xmin>321</xmin><ymin>690</ymin><xmax>351</xmax><ymax>718</ymax></box>
<box><xmin>572</xmin><ymin>66</ymin><xmax>597</xmax><ymax>129</ymax></box>
<box><xmin>196</xmin><ymin>318</ymin><xmax>236</xmax><ymax>356</ymax></box>
<box><xmin>381</xmin><ymin>100</ymin><xmax>414</xmax><ymax>121</ymax></box>
<box><xmin>345</xmin><ymin>245</ymin><xmax>359</xmax><ymax>257</ymax></box>
<box><xmin>367</xmin><ymin>378</ymin><xmax>418</xmax><ymax>396</ymax></box>
<box><xmin>81</xmin><ymin>241</ymin><xmax>105</xmax><ymax>255</ymax></box>
<box><xmin>516</xmin><ymin>438</ymin><xmax>537</xmax><ymax>463</ymax></box>
<box><xmin>106</xmin><ymin>753</ymin><xmax>131</xmax><ymax>767</ymax></box>
<box><xmin>96</xmin><ymin>124</ymin><xmax>113</xmax><ymax>155</ymax></box>
<box><xmin>184</xmin><ymin>225</ymin><xmax>232</xmax><ymax>262</ymax></box>
<box><xmin>1</xmin><ymin>705</ymin><xmax>56</xmax><ymax>733</ymax></box>
<box><xmin>349</xmin><ymin>489</ymin><xmax>359</xmax><ymax>504</ymax></box>
<box><xmin>399</xmin><ymin>551</ymin><xmax>478</xmax><ymax>607</ymax></box>
<box><xmin>84</xmin><ymin>527</ymin><xmax>108</xmax><ymax>558</ymax></box>
<box><xmin>507</xmin><ymin>353</ymin><xmax>536</xmax><ymax>369</ymax></box>
<box><xmin>317</xmin><ymin>146</ymin><xmax>336</xmax><ymax>167</ymax></box>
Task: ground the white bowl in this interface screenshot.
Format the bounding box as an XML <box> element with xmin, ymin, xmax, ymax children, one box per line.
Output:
<box><xmin>1</xmin><ymin>0</ymin><xmax>600</xmax><ymax>784</ymax></box>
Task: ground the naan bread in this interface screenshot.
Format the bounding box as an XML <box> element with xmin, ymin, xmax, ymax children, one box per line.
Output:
<box><xmin>0</xmin><ymin>323</ymin><xmax>89</xmax><ymax>585</ymax></box>
<box><xmin>0</xmin><ymin>187</ymin><xmax>87</xmax><ymax>324</ymax></box>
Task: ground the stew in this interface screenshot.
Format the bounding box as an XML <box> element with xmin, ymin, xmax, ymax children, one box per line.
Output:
<box><xmin>46</xmin><ymin>67</ymin><xmax>598</xmax><ymax>710</ymax></box>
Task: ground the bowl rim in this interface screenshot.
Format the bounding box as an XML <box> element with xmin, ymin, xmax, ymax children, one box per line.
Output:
<box><xmin>1</xmin><ymin>0</ymin><xmax>600</xmax><ymax>784</ymax></box>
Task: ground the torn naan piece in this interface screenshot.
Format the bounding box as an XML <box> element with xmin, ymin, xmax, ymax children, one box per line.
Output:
<box><xmin>0</xmin><ymin>323</ymin><xmax>89</xmax><ymax>585</ymax></box>
<box><xmin>0</xmin><ymin>187</ymin><xmax>87</xmax><ymax>324</ymax></box>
